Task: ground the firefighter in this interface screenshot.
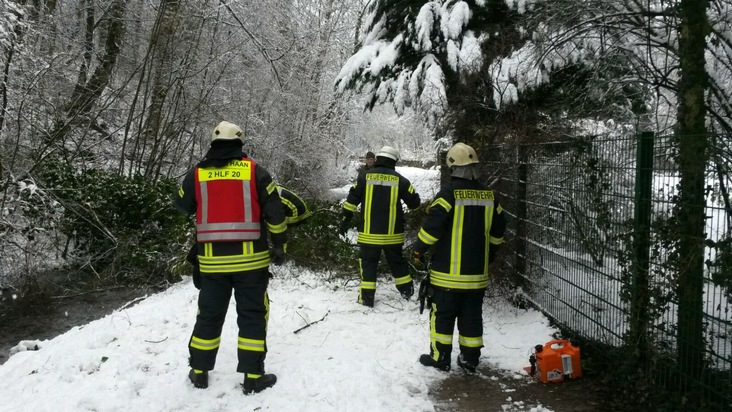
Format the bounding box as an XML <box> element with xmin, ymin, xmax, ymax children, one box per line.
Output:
<box><xmin>277</xmin><ymin>185</ymin><xmax>311</xmax><ymax>226</ymax></box>
<box><xmin>339</xmin><ymin>145</ymin><xmax>421</xmax><ymax>307</ymax></box>
<box><xmin>174</xmin><ymin>121</ymin><xmax>287</xmax><ymax>394</ymax></box>
<box><xmin>411</xmin><ymin>142</ymin><xmax>506</xmax><ymax>373</ymax></box>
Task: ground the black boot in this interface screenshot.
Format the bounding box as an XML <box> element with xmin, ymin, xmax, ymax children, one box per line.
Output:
<box><xmin>243</xmin><ymin>373</ymin><xmax>277</xmax><ymax>394</ymax></box>
<box><xmin>188</xmin><ymin>369</ymin><xmax>209</xmax><ymax>389</ymax></box>
<box><xmin>457</xmin><ymin>354</ymin><xmax>477</xmax><ymax>374</ymax></box>
<box><xmin>398</xmin><ymin>282</ymin><xmax>414</xmax><ymax>300</ymax></box>
<box><xmin>358</xmin><ymin>292</ymin><xmax>374</xmax><ymax>307</ymax></box>
<box><xmin>419</xmin><ymin>354</ymin><xmax>450</xmax><ymax>371</ymax></box>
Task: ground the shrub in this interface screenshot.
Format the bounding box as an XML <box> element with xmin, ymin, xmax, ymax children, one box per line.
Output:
<box><xmin>39</xmin><ymin>160</ymin><xmax>191</xmax><ymax>288</ymax></box>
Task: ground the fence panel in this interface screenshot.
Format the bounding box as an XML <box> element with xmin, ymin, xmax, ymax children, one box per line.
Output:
<box><xmin>484</xmin><ymin>133</ymin><xmax>731</xmax><ymax>408</ymax></box>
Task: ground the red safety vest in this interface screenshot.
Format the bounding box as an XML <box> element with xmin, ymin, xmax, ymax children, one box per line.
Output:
<box><xmin>194</xmin><ymin>158</ymin><xmax>261</xmax><ymax>242</ymax></box>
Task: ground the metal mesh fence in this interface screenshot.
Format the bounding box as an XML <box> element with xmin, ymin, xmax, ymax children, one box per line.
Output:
<box><xmin>483</xmin><ymin>133</ymin><xmax>731</xmax><ymax>408</ymax></box>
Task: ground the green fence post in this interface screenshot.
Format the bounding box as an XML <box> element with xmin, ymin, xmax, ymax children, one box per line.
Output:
<box><xmin>516</xmin><ymin>145</ymin><xmax>528</xmax><ymax>282</ymax></box>
<box><xmin>629</xmin><ymin>131</ymin><xmax>654</xmax><ymax>363</ymax></box>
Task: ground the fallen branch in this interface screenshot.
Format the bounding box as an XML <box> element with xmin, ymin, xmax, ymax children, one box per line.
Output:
<box><xmin>293</xmin><ymin>310</ymin><xmax>330</xmax><ymax>334</ymax></box>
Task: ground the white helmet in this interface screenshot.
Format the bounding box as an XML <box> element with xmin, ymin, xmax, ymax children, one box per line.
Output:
<box><xmin>212</xmin><ymin>121</ymin><xmax>244</xmax><ymax>143</ymax></box>
<box><xmin>446</xmin><ymin>142</ymin><xmax>479</xmax><ymax>167</ymax></box>
<box><xmin>376</xmin><ymin>145</ymin><xmax>400</xmax><ymax>161</ymax></box>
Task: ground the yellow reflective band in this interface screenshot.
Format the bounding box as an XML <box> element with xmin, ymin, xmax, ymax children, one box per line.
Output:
<box><xmin>238</xmin><ymin>337</ymin><xmax>265</xmax><ymax>352</ymax></box>
<box><xmin>343</xmin><ymin>202</ymin><xmax>357</xmax><ymax>212</ymax></box>
<box><xmin>360</xmin><ymin>281</ymin><xmax>376</xmax><ymax>290</ymax></box>
<box><xmin>490</xmin><ymin>236</ymin><xmax>504</xmax><ymax>245</ymax></box>
<box><xmin>357</xmin><ymin>232</ymin><xmax>405</xmax><ymax>245</ymax></box>
<box><xmin>267</xmin><ymin>181</ymin><xmax>276</xmax><ymax>194</ymax></box>
<box><xmin>246</xmin><ymin>373</ymin><xmax>262</xmax><ymax>379</ymax></box>
<box><xmin>198</xmin><ymin>250</ymin><xmax>270</xmax><ymax>264</ymax></box>
<box><xmin>267</xmin><ymin>220</ymin><xmax>287</xmax><ymax>234</ymax></box>
<box><xmin>450</xmin><ymin>204</ymin><xmax>464</xmax><ymax>274</ymax></box>
<box><xmin>178</xmin><ymin>187</ymin><xmax>184</xmax><ymax>197</ymax></box>
<box><xmin>364</xmin><ymin>184</ymin><xmax>374</xmax><ymax>232</ymax></box>
<box><xmin>458</xmin><ymin>335</ymin><xmax>484</xmax><ymax>348</ymax></box>
<box><xmin>190</xmin><ymin>336</ymin><xmax>221</xmax><ymax>351</ymax></box>
<box><xmin>429</xmin><ymin>270</ymin><xmax>489</xmax><ymax>290</ymax></box>
<box><xmin>281</xmin><ymin>197</ymin><xmax>297</xmax><ymax>218</ymax></box>
<box><xmin>430</xmin><ymin>332</ymin><xmax>453</xmax><ymax>345</ymax></box>
<box><xmin>408</xmin><ymin>184</ymin><xmax>415</xmax><ymax>194</ymax></box>
<box><xmin>287</xmin><ymin>210</ymin><xmax>311</xmax><ymax>224</ymax></box>
<box><xmin>394</xmin><ymin>275</ymin><xmax>412</xmax><ymax>286</ymax></box>
<box><xmin>388</xmin><ymin>186</ymin><xmax>398</xmax><ymax>234</ymax></box>
<box><xmin>432</xmin><ymin>198</ymin><xmax>451</xmax><ymax>212</ymax></box>
<box><xmin>417</xmin><ymin>228</ymin><xmax>438</xmax><ymax>245</ymax></box>
<box><xmin>198</xmin><ymin>160</ymin><xmax>252</xmax><ymax>181</ymax></box>
<box><xmin>200</xmin><ymin>261</ymin><xmax>270</xmax><ymax>273</ymax></box>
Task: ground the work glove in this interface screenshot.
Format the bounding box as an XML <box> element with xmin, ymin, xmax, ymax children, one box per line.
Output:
<box><xmin>272</xmin><ymin>245</ymin><xmax>286</xmax><ymax>266</ymax></box>
<box><xmin>488</xmin><ymin>245</ymin><xmax>500</xmax><ymax>264</ymax></box>
<box><xmin>191</xmin><ymin>265</ymin><xmax>202</xmax><ymax>290</ymax></box>
<box><xmin>186</xmin><ymin>244</ymin><xmax>201</xmax><ymax>290</ymax></box>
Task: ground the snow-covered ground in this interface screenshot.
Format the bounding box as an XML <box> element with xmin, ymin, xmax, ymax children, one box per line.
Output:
<box><xmin>0</xmin><ymin>270</ymin><xmax>557</xmax><ymax>411</ymax></box>
<box><xmin>0</xmin><ymin>165</ymin><xmax>560</xmax><ymax>411</ymax></box>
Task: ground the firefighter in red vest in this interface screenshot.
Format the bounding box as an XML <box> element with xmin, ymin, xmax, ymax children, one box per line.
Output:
<box><xmin>174</xmin><ymin>121</ymin><xmax>287</xmax><ymax>394</ymax></box>
<box><xmin>412</xmin><ymin>142</ymin><xmax>506</xmax><ymax>373</ymax></box>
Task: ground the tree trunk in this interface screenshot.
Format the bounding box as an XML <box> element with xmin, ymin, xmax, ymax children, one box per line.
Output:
<box><xmin>675</xmin><ymin>0</ymin><xmax>709</xmax><ymax>384</ymax></box>
<box><xmin>40</xmin><ymin>0</ymin><xmax>127</xmax><ymax>166</ymax></box>
<box><xmin>142</xmin><ymin>0</ymin><xmax>182</xmax><ymax>178</ymax></box>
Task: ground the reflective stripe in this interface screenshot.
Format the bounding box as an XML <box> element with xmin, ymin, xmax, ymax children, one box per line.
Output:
<box><xmin>200</xmin><ymin>181</ymin><xmax>209</xmax><ymax>224</ymax></box>
<box><xmin>190</xmin><ymin>336</ymin><xmax>221</xmax><ymax>351</ymax></box>
<box><xmin>198</xmin><ymin>231</ymin><xmax>260</xmax><ymax>242</ymax></box>
<box><xmin>430</xmin><ymin>302</ymin><xmax>438</xmax><ymax>357</ymax></box>
<box><xmin>198</xmin><ymin>250</ymin><xmax>269</xmax><ymax>264</ymax></box>
<box><xmin>197</xmin><ymin>222</ymin><xmax>260</xmax><ymax>231</ymax></box>
<box><xmin>238</xmin><ymin>337</ymin><xmax>265</xmax><ymax>352</ymax></box>
<box><xmin>243</xmin><ymin>180</ymin><xmax>253</xmax><ymax>222</ymax></box>
<box><xmin>430</xmin><ymin>332</ymin><xmax>453</xmax><ymax>345</ymax></box>
<box><xmin>267</xmin><ymin>220</ymin><xmax>287</xmax><ymax>234</ymax></box>
<box><xmin>451</xmin><ymin>204</ymin><xmax>464</xmax><ymax>274</ymax></box>
<box><xmin>417</xmin><ymin>228</ymin><xmax>438</xmax><ymax>245</ymax></box>
<box><xmin>343</xmin><ymin>201</ymin><xmax>357</xmax><ymax>212</ymax></box>
<box><xmin>458</xmin><ymin>335</ymin><xmax>483</xmax><ymax>348</ymax></box>
<box><xmin>388</xmin><ymin>185</ymin><xmax>397</xmax><ymax>234</ymax></box>
<box><xmin>455</xmin><ymin>199</ymin><xmax>494</xmax><ymax>207</ymax></box>
<box><xmin>360</xmin><ymin>281</ymin><xmax>376</xmax><ymax>290</ymax></box>
<box><xmin>364</xmin><ymin>184</ymin><xmax>374</xmax><ymax>232</ymax></box>
<box><xmin>357</xmin><ymin>232</ymin><xmax>405</xmax><ymax>245</ymax></box>
<box><xmin>432</xmin><ymin>198</ymin><xmax>451</xmax><ymax>212</ymax></box>
<box><xmin>281</xmin><ymin>197</ymin><xmax>297</xmax><ymax>219</ymax></box>
<box><xmin>429</xmin><ymin>270</ymin><xmax>489</xmax><ymax>290</ymax></box>
<box><xmin>200</xmin><ymin>260</ymin><xmax>270</xmax><ymax>273</ymax></box>
<box><xmin>394</xmin><ymin>274</ymin><xmax>412</xmax><ymax>286</ymax></box>
<box><xmin>366</xmin><ymin>179</ymin><xmax>399</xmax><ymax>187</ymax></box>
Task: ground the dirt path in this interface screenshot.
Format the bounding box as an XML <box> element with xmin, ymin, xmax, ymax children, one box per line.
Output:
<box><xmin>431</xmin><ymin>365</ymin><xmax>608</xmax><ymax>412</ymax></box>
